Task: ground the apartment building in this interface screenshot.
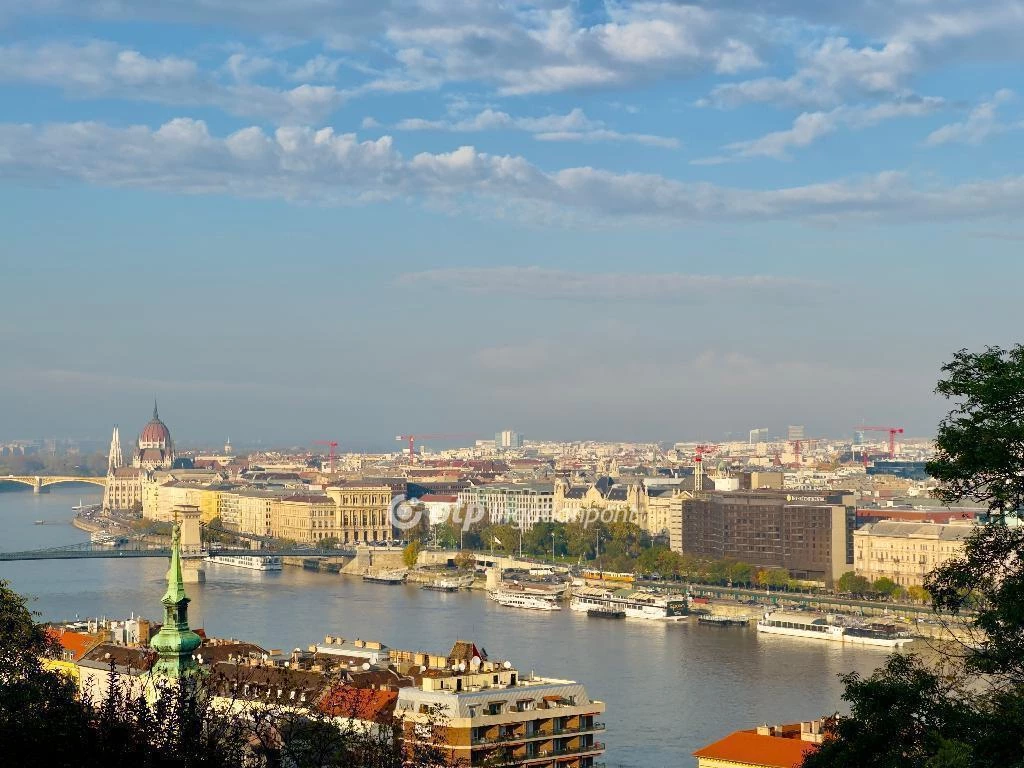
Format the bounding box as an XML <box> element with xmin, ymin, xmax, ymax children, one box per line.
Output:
<box><xmin>270</xmin><ymin>494</ymin><xmax>337</xmax><ymax>543</ymax></box>
<box><xmin>218</xmin><ymin>489</ymin><xmax>286</xmax><ymax>536</ymax></box>
<box><xmin>459</xmin><ymin>483</ymin><xmax>557</xmax><ymax>528</ymax></box>
<box><xmin>853</xmin><ymin>520</ymin><xmax>975</xmax><ymax>588</ymax></box>
<box><xmin>680</xmin><ymin>491</ymin><xmax>855</xmax><ymax>584</ymax></box>
<box><xmin>395</xmin><ymin>657</ymin><xmax>605</xmax><ymax>768</ymax></box>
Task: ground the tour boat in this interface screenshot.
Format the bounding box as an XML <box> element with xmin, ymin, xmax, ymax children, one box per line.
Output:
<box><xmin>488</xmin><ymin>589</ymin><xmax>561</xmax><ymax>611</ymax></box>
<box><xmin>756</xmin><ymin>611</ymin><xmax>914</xmax><ymax>647</ymax></box>
<box><xmin>570</xmin><ymin>586</ymin><xmax>688</xmax><ymax>620</ymax></box>
<box><xmin>206</xmin><ymin>554</ymin><xmax>283</xmax><ymax>571</ymax></box>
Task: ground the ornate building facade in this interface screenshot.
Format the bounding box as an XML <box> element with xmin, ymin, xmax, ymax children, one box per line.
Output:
<box><xmin>102</xmin><ymin>402</ymin><xmax>176</xmax><ymax>512</ymax></box>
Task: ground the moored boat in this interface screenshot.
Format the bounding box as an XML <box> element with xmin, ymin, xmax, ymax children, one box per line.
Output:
<box><xmin>587</xmin><ymin>607</ymin><xmax>625</xmax><ymax>619</ymax></box>
<box><xmin>489</xmin><ymin>589</ymin><xmax>561</xmax><ymax>611</ymax></box>
<box><xmin>756</xmin><ymin>611</ymin><xmax>913</xmax><ymax>647</ymax></box>
<box><xmin>698</xmin><ymin>615</ymin><xmax>748</xmax><ymax>627</ymax></box>
<box><xmin>421</xmin><ymin>575</ymin><xmax>470</xmax><ymax>592</ymax></box>
<box><xmin>363</xmin><ymin>570</ymin><xmax>407</xmax><ymax>585</ymax></box>
<box><xmin>570</xmin><ymin>586</ymin><xmax>688</xmax><ymax>620</ymax></box>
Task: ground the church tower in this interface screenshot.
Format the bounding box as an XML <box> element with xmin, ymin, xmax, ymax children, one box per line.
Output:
<box><xmin>107</xmin><ymin>425</ymin><xmax>124</xmax><ymax>473</ymax></box>
<box><xmin>150</xmin><ymin>521</ymin><xmax>202</xmax><ymax>681</ymax></box>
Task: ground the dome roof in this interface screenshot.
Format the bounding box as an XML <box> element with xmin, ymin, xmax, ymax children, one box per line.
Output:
<box><xmin>139</xmin><ymin>401</ymin><xmax>171</xmax><ymax>445</ymax></box>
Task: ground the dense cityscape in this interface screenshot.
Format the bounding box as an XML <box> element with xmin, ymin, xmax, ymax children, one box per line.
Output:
<box><xmin>0</xmin><ymin>403</ymin><xmax>989</xmax><ymax>766</ymax></box>
<box><xmin>4</xmin><ymin>0</ymin><xmax>1024</xmax><ymax>765</ymax></box>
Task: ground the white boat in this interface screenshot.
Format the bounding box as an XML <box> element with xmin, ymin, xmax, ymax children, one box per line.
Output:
<box><xmin>756</xmin><ymin>611</ymin><xmax>914</xmax><ymax>648</ymax></box>
<box><xmin>570</xmin><ymin>586</ymin><xmax>688</xmax><ymax>620</ymax></box>
<box><xmin>489</xmin><ymin>589</ymin><xmax>562</xmax><ymax>611</ymax></box>
<box><xmin>206</xmin><ymin>554</ymin><xmax>283</xmax><ymax>571</ymax></box>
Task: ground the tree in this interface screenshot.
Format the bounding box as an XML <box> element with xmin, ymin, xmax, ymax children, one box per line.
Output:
<box><xmin>318</xmin><ymin>536</ymin><xmax>340</xmax><ymax>550</ymax></box>
<box><xmin>871</xmin><ymin>577</ymin><xmax>901</xmax><ymax>599</ymax></box>
<box><xmin>402</xmin><ymin>540</ymin><xmax>421</xmax><ymax>569</ymax></box>
<box><xmin>757</xmin><ymin>568</ymin><xmax>790</xmax><ymax>589</ymax></box>
<box><xmin>454</xmin><ymin>550</ymin><xmax>476</xmax><ymax>571</ymax></box>
<box><xmin>927</xmin><ymin>345</ymin><xmax>1024</xmax><ymax>523</ymax></box>
<box><xmin>802</xmin><ymin>347</ymin><xmax>1024</xmax><ymax>767</ymax></box>
<box><xmin>801</xmin><ymin>655</ymin><xmax>979</xmax><ymax>768</ymax></box>
<box><xmin>907</xmin><ymin>585</ymin><xmax>930</xmax><ymax>604</ymax></box>
<box><xmin>836</xmin><ymin>571</ymin><xmax>871</xmax><ymax>596</ymax></box>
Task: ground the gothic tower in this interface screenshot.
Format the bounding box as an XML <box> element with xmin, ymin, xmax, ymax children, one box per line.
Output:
<box><xmin>150</xmin><ymin>521</ymin><xmax>202</xmax><ymax>681</ymax></box>
<box><xmin>107</xmin><ymin>425</ymin><xmax>124</xmax><ymax>473</ymax></box>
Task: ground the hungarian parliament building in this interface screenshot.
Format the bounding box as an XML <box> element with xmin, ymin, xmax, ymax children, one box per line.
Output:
<box><xmin>101</xmin><ymin>402</ymin><xmax>177</xmax><ymax>511</ymax></box>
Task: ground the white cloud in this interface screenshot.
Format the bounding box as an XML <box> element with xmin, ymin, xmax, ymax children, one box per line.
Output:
<box><xmin>925</xmin><ymin>89</ymin><xmax>1016</xmax><ymax>146</ymax></box>
<box><xmin>710</xmin><ymin>97</ymin><xmax>944</xmax><ymax>160</ymax></box>
<box><xmin>705</xmin><ymin>37</ymin><xmax>919</xmax><ymax>109</ymax></box>
<box><xmin>398</xmin><ymin>267</ymin><xmax>822</xmax><ymax>301</ymax></box>
<box><xmin>2</xmin><ymin>118</ymin><xmax>1024</xmax><ymax>225</ymax></box>
<box><xmin>361</xmin><ymin>116</ymin><xmax>381</xmax><ymax>129</ymax></box>
<box><xmin>0</xmin><ymin>41</ymin><xmax>351</xmax><ymax>123</ymax></box>
<box><xmin>394</xmin><ymin>107</ymin><xmax>679</xmax><ymax>148</ymax></box>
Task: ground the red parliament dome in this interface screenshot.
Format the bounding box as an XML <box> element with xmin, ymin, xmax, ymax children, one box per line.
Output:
<box><xmin>139</xmin><ymin>401</ymin><xmax>171</xmax><ymax>446</ymax></box>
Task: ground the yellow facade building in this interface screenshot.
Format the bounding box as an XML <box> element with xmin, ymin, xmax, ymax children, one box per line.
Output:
<box><xmin>853</xmin><ymin>520</ymin><xmax>975</xmax><ymax>588</ymax></box>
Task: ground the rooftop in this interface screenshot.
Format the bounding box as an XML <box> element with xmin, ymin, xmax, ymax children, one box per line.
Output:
<box><xmin>693</xmin><ymin>727</ymin><xmax>819</xmax><ymax>768</ymax></box>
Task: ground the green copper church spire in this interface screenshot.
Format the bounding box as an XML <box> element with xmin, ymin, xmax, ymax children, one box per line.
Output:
<box><xmin>150</xmin><ymin>520</ymin><xmax>202</xmax><ymax>680</ymax></box>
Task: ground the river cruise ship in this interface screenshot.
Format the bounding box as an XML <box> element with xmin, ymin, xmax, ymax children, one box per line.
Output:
<box><xmin>756</xmin><ymin>611</ymin><xmax>914</xmax><ymax>648</ymax></box>
<box><xmin>206</xmin><ymin>554</ymin><xmax>283</xmax><ymax>571</ymax></box>
<box><xmin>570</xmin><ymin>586</ymin><xmax>688</xmax><ymax>620</ymax></box>
<box><xmin>488</xmin><ymin>589</ymin><xmax>561</xmax><ymax>611</ymax></box>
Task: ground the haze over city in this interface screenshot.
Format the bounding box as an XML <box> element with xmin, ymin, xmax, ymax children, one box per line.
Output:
<box><xmin>3</xmin><ymin>0</ymin><xmax>1023</xmax><ymax>444</ymax></box>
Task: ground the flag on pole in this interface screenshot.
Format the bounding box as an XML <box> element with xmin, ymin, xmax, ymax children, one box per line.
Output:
<box><xmin>493</xmin><ymin>536</ymin><xmax>502</xmax><ymax>545</ymax></box>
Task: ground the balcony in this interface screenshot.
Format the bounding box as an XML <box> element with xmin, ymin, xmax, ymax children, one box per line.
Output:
<box><xmin>473</xmin><ymin>722</ymin><xmax>605</xmax><ymax>746</ymax></box>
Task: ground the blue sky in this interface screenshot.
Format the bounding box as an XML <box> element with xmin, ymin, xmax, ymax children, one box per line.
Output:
<box><xmin>1</xmin><ymin>0</ymin><xmax>1022</xmax><ymax>448</ymax></box>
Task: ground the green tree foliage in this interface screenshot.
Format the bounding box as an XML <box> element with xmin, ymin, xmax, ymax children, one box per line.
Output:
<box><xmin>802</xmin><ymin>655</ymin><xmax>979</xmax><ymax>768</ymax></box>
<box><xmin>836</xmin><ymin>571</ymin><xmax>871</xmax><ymax>595</ymax></box>
<box><xmin>803</xmin><ymin>346</ymin><xmax>1024</xmax><ymax>767</ymax></box>
<box><xmin>871</xmin><ymin>577</ymin><xmax>902</xmax><ymax>599</ymax></box>
<box><xmin>927</xmin><ymin>345</ymin><xmax>1024</xmax><ymax>522</ymax></box>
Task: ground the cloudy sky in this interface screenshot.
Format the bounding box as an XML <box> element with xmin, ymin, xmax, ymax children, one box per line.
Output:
<box><xmin>2</xmin><ymin>0</ymin><xmax>1022</xmax><ymax>448</ymax></box>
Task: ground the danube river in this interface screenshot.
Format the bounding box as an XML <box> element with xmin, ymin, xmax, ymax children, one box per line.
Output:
<box><xmin>0</xmin><ymin>485</ymin><xmax>891</xmax><ymax>767</ymax></box>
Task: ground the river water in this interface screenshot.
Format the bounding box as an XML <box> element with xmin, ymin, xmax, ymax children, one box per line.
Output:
<box><xmin>0</xmin><ymin>485</ymin><xmax>891</xmax><ymax>767</ymax></box>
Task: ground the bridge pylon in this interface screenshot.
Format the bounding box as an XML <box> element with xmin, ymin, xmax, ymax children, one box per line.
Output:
<box><xmin>32</xmin><ymin>476</ymin><xmax>44</xmax><ymax>494</ymax></box>
<box><xmin>174</xmin><ymin>504</ymin><xmax>206</xmax><ymax>584</ymax></box>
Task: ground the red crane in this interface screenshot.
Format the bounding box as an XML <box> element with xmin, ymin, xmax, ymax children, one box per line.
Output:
<box><xmin>693</xmin><ymin>444</ymin><xmax>720</xmax><ymax>464</ymax></box>
<box><xmin>858</xmin><ymin>426</ymin><xmax>904</xmax><ymax>459</ymax></box>
<box><xmin>693</xmin><ymin>444</ymin><xmax>720</xmax><ymax>492</ymax></box>
<box><xmin>395</xmin><ymin>433</ymin><xmax>476</xmax><ymax>460</ymax></box>
<box><xmin>313</xmin><ymin>440</ymin><xmax>338</xmax><ymax>473</ymax></box>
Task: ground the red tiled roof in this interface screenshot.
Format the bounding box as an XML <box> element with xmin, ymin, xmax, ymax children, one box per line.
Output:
<box><xmin>693</xmin><ymin>730</ymin><xmax>816</xmax><ymax>768</ymax></box>
<box><xmin>318</xmin><ymin>685</ymin><xmax>398</xmax><ymax>722</ymax></box>
<box><xmin>420</xmin><ymin>494</ymin><xmax>457</xmax><ymax>503</ymax></box>
<box><xmin>47</xmin><ymin>629</ymin><xmax>100</xmax><ymax>662</ymax></box>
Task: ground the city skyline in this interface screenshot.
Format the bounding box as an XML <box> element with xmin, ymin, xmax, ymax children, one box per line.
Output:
<box><xmin>3</xmin><ymin>1</ymin><xmax>1023</xmax><ymax>442</ymax></box>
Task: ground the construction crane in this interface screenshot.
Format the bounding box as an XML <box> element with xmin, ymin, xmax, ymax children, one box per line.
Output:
<box><xmin>693</xmin><ymin>444</ymin><xmax>720</xmax><ymax>493</ymax></box>
<box><xmin>313</xmin><ymin>440</ymin><xmax>339</xmax><ymax>473</ymax></box>
<box><xmin>395</xmin><ymin>433</ymin><xmax>476</xmax><ymax>461</ymax></box>
<box><xmin>858</xmin><ymin>426</ymin><xmax>904</xmax><ymax>459</ymax></box>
